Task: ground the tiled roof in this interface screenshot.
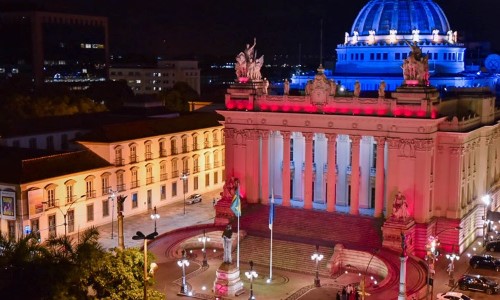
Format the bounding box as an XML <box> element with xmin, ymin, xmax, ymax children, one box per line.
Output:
<box><xmin>78</xmin><ymin>112</ymin><xmax>223</xmax><ymax>143</ymax></box>
<box><xmin>0</xmin><ymin>147</ymin><xmax>112</xmax><ymax>184</ymax></box>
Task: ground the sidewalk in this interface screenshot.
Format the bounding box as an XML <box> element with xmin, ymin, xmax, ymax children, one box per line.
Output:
<box><xmin>95</xmin><ymin>189</ymin><xmax>222</xmax><ymax>250</ymax></box>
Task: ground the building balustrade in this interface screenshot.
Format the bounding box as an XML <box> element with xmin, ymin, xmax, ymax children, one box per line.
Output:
<box><xmin>192</xmin><ymin>143</ymin><xmax>199</xmax><ymax>151</ymax></box>
<box><xmin>172</xmin><ymin>170</ymin><xmax>179</xmax><ymax>178</ymax></box>
<box><xmin>131</xmin><ymin>180</ymin><xmax>140</xmax><ymax>189</ymax></box>
<box><xmin>204</xmin><ymin>141</ymin><xmax>210</xmax><ymax>148</ymax></box>
<box><xmin>160</xmin><ymin>149</ymin><xmax>168</xmax><ymax>157</ymax></box>
<box><xmin>323</xmin><ymin>163</ymin><xmax>339</xmax><ymax>174</ymax></box>
<box><xmin>45</xmin><ymin>199</ymin><xmax>59</xmax><ymax>208</ymax></box>
<box><xmin>205</xmin><ymin>163</ymin><xmax>212</xmax><ymax>170</ymax></box>
<box><xmin>146</xmin><ymin>177</ymin><xmax>154</xmax><ymax>185</ymax></box>
<box><xmin>171</xmin><ymin>147</ymin><xmax>178</xmax><ymax>155</ymax></box>
<box><xmin>302</xmin><ymin>162</ymin><xmax>317</xmax><ymax>172</ymax></box>
<box><xmin>182</xmin><ymin>169</ymin><xmax>190</xmax><ymax>175</ymax></box>
<box><xmin>213</xmin><ymin>139</ymin><xmax>219</xmax><ymax>146</ymax></box>
<box><xmin>65</xmin><ymin>195</ymin><xmax>77</xmax><ymax>204</ymax></box>
<box><xmin>117</xmin><ymin>184</ymin><xmax>126</xmax><ymax>192</ymax></box>
<box><xmin>214</xmin><ymin>161</ymin><xmax>220</xmax><ymax>168</ymax></box>
<box><xmin>101</xmin><ymin>187</ymin><xmax>112</xmax><ymax>196</ymax></box>
<box><xmin>86</xmin><ymin>190</ymin><xmax>96</xmax><ymax>199</ymax></box>
<box><xmin>130</xmin><ymin>155</ymin><xmax>138</xmax><ymax>163</ymax></box>
<box><xmin>193</xmin><ymin>165</ymin><xmax>200</xmax><ymax>173</ymax></box>
<box><xmin>281</xmin><ymin>160</ymin><xmax>295</xmax><ymax>170</ymax></box>
<box><xmin>160</xmin><ymin>173</ymin><xmax>168</xmax><ymax>181</ymax></box>
<box><xmin>182</xmin><ymin>146</ymin><xmax>189</xmax><ymax>153</ymax></box>
<box><xmin>115</xmin><ymin>158</ymin><xmax>125</xmax><ymax>166</ymax></box>
<box><xmin>145</xmin><ymin>152</ymin><xmax>153</xmax><ymax>160</ymax></box>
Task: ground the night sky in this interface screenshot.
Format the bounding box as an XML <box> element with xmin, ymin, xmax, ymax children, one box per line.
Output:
<box><xmin>2</xmin><ymin>0</ymin><xmax>499</xmax><ymax>58</ymax></box>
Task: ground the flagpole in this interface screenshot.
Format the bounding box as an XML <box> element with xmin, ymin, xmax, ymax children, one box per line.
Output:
<box><xmin>269</xmin><ymin>189</ymin><xmax>274</xmax><ymax>282</ymax></box>
<box><xmin>237</xmin><ymin>212</ymin><xmax>240</xmax><ymax>269</ymax></box>
<box><xmin>270</xmin><ymin>214</ymin><xmax>273</xmax><ymax>281</ymax></box>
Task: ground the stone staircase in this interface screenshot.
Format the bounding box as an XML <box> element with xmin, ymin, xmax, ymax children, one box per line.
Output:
<box><xmin>239</xmin><ymin>235</ymin><xmax>334</xmax><ymax>277</ymax></box>
<box><xmin>239</xmin><ymin>204</ymin><xmax>383</xmax><ymax>251</ymax></box>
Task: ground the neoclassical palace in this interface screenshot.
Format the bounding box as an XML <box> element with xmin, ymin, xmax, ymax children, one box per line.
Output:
<box><xmin>219</xmin><ymin>46</ymin><xmax>500</xmax><ymax>256</ymax></box>
<box><xmin>0</xmin><ymin>113</ymin><xmax>225</xmax><ymax>242</ymax></box>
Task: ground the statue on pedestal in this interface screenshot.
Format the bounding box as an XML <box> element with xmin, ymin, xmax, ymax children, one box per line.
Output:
<box><xmin>378</xmin><ymin>80</ymin><xmax>386</xmax><ymax>98</ymax></box>
<box><xmin>401</xmin><ymin>41</ymin><xmax>430</xmax><ymax>86</ymax></box>
<box><xmin>235</xmin><ymin>38</ymin><xmax>265</xmax><ymax>81</ymax></box>
<box><xmin>353</xmin><ymin>80</ymin><xmax>361</xmax><ymax>97</ymax></box>
<box><xmin>392</xmin><ymin>192</ymin><xmax>409</xmax><ymax>222</ymax></box>
<box><xmin>284</xmin><ymin>79</ymin><xmax>290</xmax><ymax>95</ymax></box>
<box><xmin>222</xmin><ymin>225</ymin><xmax>233</xmax><ymax>264</ymax></box>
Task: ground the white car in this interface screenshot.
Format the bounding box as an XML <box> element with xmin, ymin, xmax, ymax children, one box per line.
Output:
<box><xmin>185</xmin><ymin>194</ymin><xmax>202</xmax><ymax>204</ymax></box>
<box><xmin>436</xmin><ymin>291</ymin><xmax>473</xmax><ymax>300</ymax></box>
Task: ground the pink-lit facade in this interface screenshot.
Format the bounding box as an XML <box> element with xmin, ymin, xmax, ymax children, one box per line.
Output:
<box><xmin>218</xmin><ymin>73</ymin><xmax>500</xmax><ymax>257</ymax></box>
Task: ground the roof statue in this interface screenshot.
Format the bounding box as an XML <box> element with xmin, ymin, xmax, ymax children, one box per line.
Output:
<box><xmin>402</xmin><ymin>41</ymin><xmax>430</xmax><ymax>86</ymax></box>
<box><xmin>235</xmin><ymin>38</ymin><xmax>265</xmax><ymax>81</ymax></box>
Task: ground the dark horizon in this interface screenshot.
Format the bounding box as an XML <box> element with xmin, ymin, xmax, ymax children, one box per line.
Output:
<box><xmin>1</xmin><ymin>0</ymin><xmax>498</xmax><ymax>60</ymax></box>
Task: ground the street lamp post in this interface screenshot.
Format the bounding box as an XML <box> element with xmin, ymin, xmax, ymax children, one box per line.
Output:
<box><xmin>43</xmin><ymin>194</ymin><xmax>85</xmax><ymax>237</ymax></box>
<box><xmin>181</xmin><ymin>172</ymin><xmax>189</xmax><ymax>215</ymax></box>
<box><xmin>425</xmin><ymin>226</ymin><xmax>461</xmax><ymax>300</ymax></box>
<box><xmin>177</xmin><ymin>249</ymin><xmax>190</xmax><ymax>294</ymax></box>
<box><xmin>197</xmin><ymin>229</ymin><xmax>210</xmax><ymax>267</ymax></box>
<box><xmin>132</xmin><ymin>231</ymin><xmax>157</xmax><ymax>300</ymax></box>
<box><xmin>245</xmin><ymin>260</ymin><xmax>258</xmax><ymax>300</ymax></box>
<box><xmin>150</xmin><ymin>206</ymin><xmax>160</xmax><ymax>234</ymax></box>
<box><xmin>311</xmin><ymin>245</ymin><xmax>324</xmax><ymax>287</ymax></box>
<box><xmin>482</xmin><ymin>195</ymin><xmax>491</xmax><ymax>242</ymax></box>
<box><xmin>445</xmin><ymin>252</ymin><xmax>459</xmax><ymax>287</ymax></box>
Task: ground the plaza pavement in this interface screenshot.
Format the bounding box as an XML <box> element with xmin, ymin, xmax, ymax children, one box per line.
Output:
<box><xmin>92</xmin><ymin>190</ymin><xmax>498</xmax><ymax>299</ymax></box>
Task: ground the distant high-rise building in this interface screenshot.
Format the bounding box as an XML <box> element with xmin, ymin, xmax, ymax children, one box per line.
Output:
<box><xmin>0</xmin><ymin>10</ymin><xmax>109</xmax><ymax>89</ymax></box>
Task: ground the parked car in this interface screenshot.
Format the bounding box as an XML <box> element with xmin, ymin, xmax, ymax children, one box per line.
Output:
<box><xmin>185</xmin><ymin>194</ymin><xmax>202</xmax><ymax>204</ymax></box>
<box><xmin>436</xmin><ymin>291</ymin><xmax>473</xmax><ymax>300</ymax></box>
<box><xmin>457</xmin><ymin>274</ymin><xmax>499</xmax><ymax>295</ymax></box>
<box><xmin>469</xmin><ymin>254</ymin><xmax>500</xmax><ymax>272</ymax></box>
<box><xmin>486</xmin><ymin>241</ymin><xmax>500</xmax><ymax>252</ymax></box>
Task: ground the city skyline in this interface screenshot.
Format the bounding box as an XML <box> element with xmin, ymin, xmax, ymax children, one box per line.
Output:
<box><xmin>1</xmin><ymin>0</ymin><xmax>498</xmax><ymax>59</ymax></box>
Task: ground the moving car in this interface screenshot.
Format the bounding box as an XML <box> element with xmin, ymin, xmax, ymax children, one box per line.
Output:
<box><xmin>457</xmin><ymin>274</ymin><xmax>499</xmax><ymax>295</ymax></box>
<box><xmin>469</xmin><ymin>254</ymin><xmax>500</xmax><ymax>272</ymax></box>
<box><xmin>486</xmin><ymin>241</ymin><xmax>500</xmax><ymax>252</ymax></box>
<box><xmin>436</xmin><ymin>291</ymin><xmax>473</xmax><ymax>300</ymax></box>
<box><xmin>185</xmin><ymin>194</ymin><xmax>202</xmax><ymax>204</ymax></box>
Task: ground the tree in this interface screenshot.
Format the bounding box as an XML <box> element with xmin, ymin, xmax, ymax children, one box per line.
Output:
<box><xmin>157</xmin><ymin>81</ymin><xmax>199</xmax><ymax>112</ymax></box>
<box><xmin>0</xmin><ymin>229</ymin><xmax>164</xmax><ymax>299</ymax></box>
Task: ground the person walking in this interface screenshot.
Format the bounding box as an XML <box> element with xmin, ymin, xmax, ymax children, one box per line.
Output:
<box><xmin>341</xmin><ymin>286</ymin><xmax>347</xmax><ymax>300</ymax></box>
<box><xmin>336</xmin><ymin>291</ymin><xmax>341</xmax><ymax>300</ymax></box>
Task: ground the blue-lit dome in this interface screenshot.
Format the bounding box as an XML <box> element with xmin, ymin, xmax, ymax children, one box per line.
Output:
<box><xmin>351</xmin><ymin>0</ymin><xmax>450</xmax><ymax>36</ymax></box>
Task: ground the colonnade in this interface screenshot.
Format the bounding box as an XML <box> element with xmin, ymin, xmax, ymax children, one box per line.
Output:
<box><xmin>225</xmin><ymin>128</ymin><xmax>390</xmax><ymax>217</ymax></box>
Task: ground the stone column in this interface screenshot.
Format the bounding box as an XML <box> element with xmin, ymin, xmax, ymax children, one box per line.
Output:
<box><xmin>304</xmin><ymin>132</ymin><xmax>314</xmax><ymax>209</ymax></box>
<box><xmin>350</xmin><ymin>135</ymin><xmax>361</xmax><ymax>215</ymax></box>
<box><xmin>260</xmin><ymin>130</ymin><xmax>270</xmax><ymax>205</ymax></box>
<box><xmin>244</xmin><ymin>129</ymin><xmax>259</xmax><ymax>203</ymax></box>
<box><xmin>386</xmin><ymin>137</ymin><xmax>400</xmax><ymax>214</ymax></box>
<box><xmin>374</xmin><ymin>136</ymin><xmax>386</xmax><ymax>217</ymax></box>
<box><xmin>282</xmin><ymin>131</ymin><xmax>291</xmax><ymax>206</ymax></box>
<box><xmin>223</xmin><ymin>128</ymin><xmax>236</xmax><ymax>180</ymax></box>
<box><xmin>398</xmin><ymin>255</ymin><xmax>408</xmax><ymax>300</ymax></box>
<box><xmin>326</xmin><ymin>133</ymin><xmax>337</xmax><ymax>212</ymax></box>
<box><xmin>233</xmin><ymin>130</ymin><xmax>247</xmax><ymax>196</ymax></box>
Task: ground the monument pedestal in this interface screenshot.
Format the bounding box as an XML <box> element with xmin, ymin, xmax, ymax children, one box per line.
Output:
<box><xmin>213</xmin><ymin>263</ymin><xmax>244</xmax><ymax>297</ymax></box>
<box><xmin>382</xmin><ymin>218</ymin><xmax>416</xmax><ymax>255</ymax></box>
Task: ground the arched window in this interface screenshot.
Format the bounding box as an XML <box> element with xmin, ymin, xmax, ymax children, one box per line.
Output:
<box><xmin>192</xmin><ymin>133</ymin><xmax>199</xmax><ymax>150</ymax></box>
<box><xmin>85</xmin><ymin>175</ymin><xmax>96</xmax><ymax>198</ymax></box>
<box><xmin>116</xmin><ymin>170</ymin><xmax>125</xmax><ymax>191</ymax></box>
<box><xmin>171</xmin><ymin>158</ymin><xmax>179</xmax><ymax>178</ymax></box>
<box><xmin>130</xmin><ymin>167</ymin><xmax>139</xmax><ymax>189</ymax></box>
<box><xmin>129</xmin><ymin>143</ymin><xmax>138</xmax><ymax>163</ymax></box>
<box><xmin>44</xmin><ymin>183</ymin><xmax>58</xmax><ymax>207</ymax></box>
<box><xmin>145</xmin><ymin>140</ymin><xmax>153</xmax><ymax>160</ymax></box>
<box><xmin>146</xmin><ymin>164</ymin><xmax>154</xmax><ymax>185</ymax></box>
